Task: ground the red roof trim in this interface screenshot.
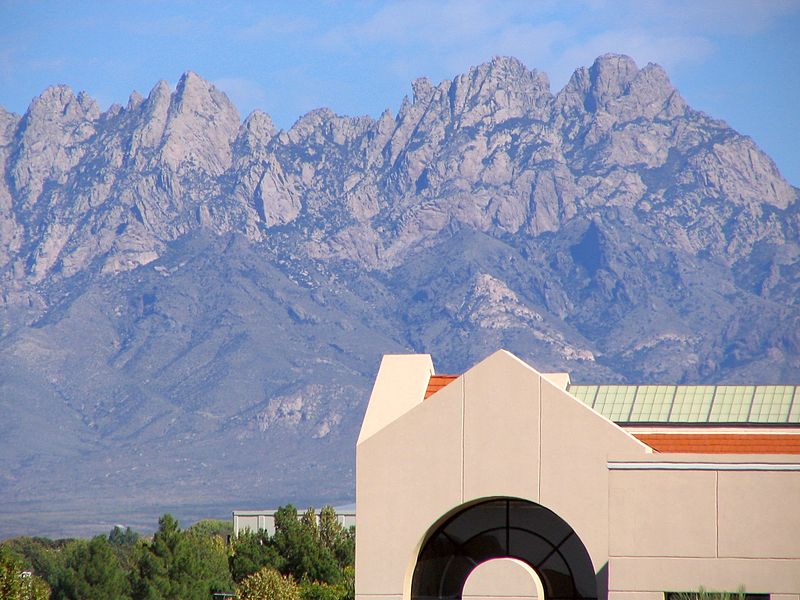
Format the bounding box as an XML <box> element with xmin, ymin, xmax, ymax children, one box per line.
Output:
<box><xmin>425</xmin><ymin>375</ymin><xmax>459</xmax><ymax>399</ymax></box>
<box><xmin>634</xmin><ymin>433</ymin><xmax>800</xmax><ymax>454</ymax></box>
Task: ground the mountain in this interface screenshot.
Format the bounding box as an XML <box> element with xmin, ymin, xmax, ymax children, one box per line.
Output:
<box><xmin>1</xmin><ymin>54</ymin><xmax>798</xmax><ymax>537</ymax></box>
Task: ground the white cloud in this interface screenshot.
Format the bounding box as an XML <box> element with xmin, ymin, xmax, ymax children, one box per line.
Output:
<box><xmin>320</xmin><ymin>0</ymin><xmax>556</xmax><ymax>50</ymax></box>
<box><xmin>310</xmin><ymin>0</ymin><xmax>785</xmax><ymax>93</ymax></box>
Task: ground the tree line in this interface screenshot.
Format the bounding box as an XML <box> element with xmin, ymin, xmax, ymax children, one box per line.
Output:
<box><xmin>0</xmin><ymin>505</ymin><xmax>354</xmax><ymax>600</ymax></box>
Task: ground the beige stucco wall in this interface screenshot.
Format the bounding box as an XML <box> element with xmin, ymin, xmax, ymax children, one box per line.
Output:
<box><xmin>462</xmin><ymin>352</ymin><xmax>541</xmax><ymax>502</ymax></box>
<box><xmin>718</xmin><ymin>470</ymin><xmax>800</xmax><ymax>559</ymax></box>
<box><xmin>608</xmin><ymin>456</ymin><xmax>800</xmax><ymax>593</ymax></box>
<box><xmin>609</xmin><ymin>470</ymin><xmax>718</xmax><ymax>558</ymax></box>
<box><xmin>356</xmin><ymin>350</ymin><xmax>800</xmax><ymax>600</ymax></box>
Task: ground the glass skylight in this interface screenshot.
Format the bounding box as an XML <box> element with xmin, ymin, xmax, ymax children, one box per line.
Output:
<box><xmin>568</xmin><ymin>384</ymin><xmax>799</xmax><ymax>424</ymax></box>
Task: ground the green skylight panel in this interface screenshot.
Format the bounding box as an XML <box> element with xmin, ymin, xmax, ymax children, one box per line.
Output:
<box><xmin>669</xmin><ymin>386</ymin><xmax>715</xmax><ymax>423</ymax></box>
<box><xmin>569</xmin><ymin>385</ymin><xmax>598</xmax><ymax>409</ymax></box>
<box><xmin>789</xmin><ymin>387</ymin><xmax>800</xmax><ymax>423</ymax></box>
<box><xmin>709</xmin><ymin>386</ymin><xmax>755</xmax><ymax>423</ymax></box>
<box><xmin>593</xmin><ymin>385</ymin><xmax>637</xmax><ymax>421</ymax></box>
<box><xmin>750</xmin><ymin>386</ymin><xmax>794</xmax><ymax>423</ymax></box>
<box><xmin>629</xmin><ymin>385</ymin><xmax>675</xmax><ymax>422</ymax></box>
<box><xmin>571</xmin><ymin>383</ymin><xmax>798</xmax><ymax>424</ymax></box>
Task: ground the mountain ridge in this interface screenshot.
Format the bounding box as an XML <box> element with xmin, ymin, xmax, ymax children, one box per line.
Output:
<box><xmin>0</xmin><ymin>54</ymin><xmax>798</xmax><ymax>537</ymax></box>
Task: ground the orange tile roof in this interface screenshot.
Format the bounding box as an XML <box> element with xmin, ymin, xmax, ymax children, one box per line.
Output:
<box><xmin>634</xmin><ymin>433</ymin><xmax>800</xmax><ymax>454</ymax></box>
<box><xmin>425</xmin><ymin>375</ymin><xmax>459</xmax><ymax>399</ymax></box>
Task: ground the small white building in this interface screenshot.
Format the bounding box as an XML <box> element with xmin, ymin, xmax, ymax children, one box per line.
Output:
<box><xmin>233</xmin><ymin>507</ymin><xmax>356</xmax><ymax>537</ymax></box>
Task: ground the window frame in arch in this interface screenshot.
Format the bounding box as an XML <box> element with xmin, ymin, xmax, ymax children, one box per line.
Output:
<box><xmin>411</xmin><ymin>498</ymin><xmax>598</xmax><ymax>600</ymax></box>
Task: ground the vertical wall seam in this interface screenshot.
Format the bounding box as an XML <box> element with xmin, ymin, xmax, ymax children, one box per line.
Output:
<box><xmin>538</xmin><ymin>375</ymin><xmax>542</xmax><ymax>502</ymax></box>
<box><xmin>461</xmin><ymin>375</ymin><xmax>465</xmax><ymax>504</ymax></box>
<box><xmin>715</xmin><ymin>470</ymin><xmax>719</xmax><ymax>558</ymax></box>
<box><xmin>608</xmin><ymin>464</ymin><xmax>612</xmax><ymax>560</ymax></box>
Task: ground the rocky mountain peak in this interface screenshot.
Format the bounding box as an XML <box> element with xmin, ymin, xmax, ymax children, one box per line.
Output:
<box><xmin>557</xmin><ymin>53</ymin><xmax>675</xmax><ymax>118</ymax></box>
<box><xmin>0</xmin><ymin>106</ymin><xmax>19</xmax><ymax>143</ymax></box>
<box><xmin>146</xmin><ymin>79</ymin><xmax>172</xmax><ymax>110</ymax></box>
<box><xmin>410</xmin><ymin>77</ymin><xmax>435</xmax><ymax>105</ymax></box>
<box><xmin>589</xmin><ymin>53</ymin><xmax>640</xmax><ymax>101</ymax></box>
<box><xmin>129</xmin><ymin>80</ymin><xmax>172</xmax><ymax>151</ymax></box>
<box><xmin>25</xmin><ymin>85</ymin><xmax>100</xmax><ymax>122</ymax></box>
<box><xmin>127</xmin><ymin>90</ymin><xmax>144</xmax><ymax>111</ymax></box>
<box><xmin>10</xmin><ymin>84</ymin><xmax>100</xmax><ymax>203</ymax></box>
<box><xmin>175</xmin><ymin>70</ymin><xmax>208</xmax><ymax>95</ymax></box>
<box><xmin>122</xmin><ymin>73</ymin><xmax>242</xmax><ymax>176</ymax></box>
<box><xmin>289</xmin><ymin>107</ymin><xmax>338</xmax><ymax>136</ymax></box>
<box><xmin>484</xmin><ymin>55</ymin><xmax>551</xmax><ymax>93</ymax></box>
<box><xmin>454</xmin><ymin>55</ymin><xmax>552</xmax><ymax>123</ymax></box>
<box><xmin>172</xmin><ymin>71</ymin><xmax>238</xmax><ymax>121</ymax></box>
<box><xmin>235</xmin><ymin>110</ymin><xmax>276</xmax><ymax>157</ymax></box>
<box><xmin>621</xmin><ymin>62</ymin><xmax>687</xmax><ymax>120</ymax></box>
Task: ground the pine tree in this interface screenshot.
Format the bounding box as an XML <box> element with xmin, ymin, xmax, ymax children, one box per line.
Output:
<box><xmin>317</xmin><ymin>506</ymin><xmax>353</xmax><ymax>570</ymax></box>
<box><xmin>131</xmin><ymin>514</ymin><xmax>233</xmax><ymax>600</ymax></box>
<box><xmin>273</xmin><ymin>506</ymin><xmax>339</xmax><ymax>586</ymax></box>
<box><xmin>55</xmin><ymin>536</ymin><xmax>130</xmax><ymax>600</ymax></box>
<box><xmin>229</xmin><ymin>530</ymin><xmax>283</xmax><ymax>583</ymax></box>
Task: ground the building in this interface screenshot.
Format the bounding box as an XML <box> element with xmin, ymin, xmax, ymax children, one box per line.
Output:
<box><xmin>355</xmin><ymin>350</ymin><xmax>800</xmax><ymax>600</ymax></box>
<box><xmin>232</xmin><ymin>507</ymin><xmax>356</xmax><ymax>537</ymax></box>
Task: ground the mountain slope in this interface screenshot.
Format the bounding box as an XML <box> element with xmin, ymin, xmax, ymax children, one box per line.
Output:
<box><xmin>0</xmin><ymin>54</ymin><xmax>797</xmax><ymax>537</ymax></box>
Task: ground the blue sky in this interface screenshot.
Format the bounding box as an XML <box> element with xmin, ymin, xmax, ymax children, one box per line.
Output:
<box><xmin>1</xmin><ymin>0</ymin><xmax>798</xmax><ymax>184</ymax></box>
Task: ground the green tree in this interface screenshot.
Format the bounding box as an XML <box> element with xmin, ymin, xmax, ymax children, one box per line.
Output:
<box><xmin>182</xmin><ymin>528</ymin><xmax>234</xmax><ymax>596</ymax></box>
<box><xmin>339</xmin><ymin>565</ymin><xmax>354</xmax><ymax>600</ymax></box>
<box><xmin>317</xmin><ymin>507</ymin><xmax>354</xmax><ymax>570</ymax></box>
<box><xmin>238</xmin><ymin>567</ymin><xmax>300</xmax><ymax>600</ymax></box>
<box><xmin>186</xmin><ymin>519</ymin><xmax>232</xmax><ymax>539</ymax></box>
<box><xmin>25</xmin><ymin>574</ymin><xmax>52</xmax><ymax>600</ymax></box>
<box><xmin>108</xmin><ymin>527</ymin><xmax>139</xmax><ymax>547</ymax></box>
<box><xmin>300</xmin><ymin>508</ymin><xmax>319</xmax><ymax>541</ymax></box>
<box><xmin>272</xmin><ymin>506</ymin><xmax>339</xmax><ymax>586</ymax></box>
<box><xmin>130</xmin><ymin>514</ymin><xmax>179</xmax><ymax>600</ymax></box>
<box><xmin>0</xmin><ymin>544</ymin><xmax>51</xmax><ymax>600</ymax></box>
<box><xmin>107</xmin><ymin>527</ymin><xmax>140</xmax><ymax>572</ymax></box>
<box><xmin>229</xmin><ymin>530</ymin><xmax>283</xmax><ymax>583</ymax></box>
<box><xmin>299</xmin><ymin>580</ymin><xmax>346</xmax><ymax>600</ymax></box>
<box><xmin>2</xmin><ymin>537</ymin><xmax>70</xmax><ymax>590</ymax></box>
<box><xmin>1</xmin><ymin>545</ymin><xmax>26</xmax><ymax>600</ymax></box>
<box><xmin>54</xmin><ymin>535</ymin><xmax>130</xmax><ymax>600</ymax></box>
<box><xmin>131</xmin><ymin>513</ymin><xmax>233</xmax><ymax>600</ymax></box>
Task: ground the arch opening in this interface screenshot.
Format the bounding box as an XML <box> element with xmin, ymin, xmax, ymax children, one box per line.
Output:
<box><xmin>462</xmin><ymin>557</ymin><xmax>543</xmax><ymax>600</ymax></box>
<box><xmin>411</xmin><ymin>498</ymin><xmax>597</xmax><ymax>600</ymax></box>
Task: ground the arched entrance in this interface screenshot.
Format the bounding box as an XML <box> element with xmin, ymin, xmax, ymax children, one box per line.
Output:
<box><xmin>411</xmin><ymin>498</ymin><xmax>597</xmax><ymax>600</ymax></box>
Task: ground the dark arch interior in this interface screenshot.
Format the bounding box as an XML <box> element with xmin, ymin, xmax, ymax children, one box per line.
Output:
<box><xmin>411</xmin><ymin>499</ymin><xmax>598</xmax><ymax>600</ymax></box>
